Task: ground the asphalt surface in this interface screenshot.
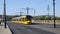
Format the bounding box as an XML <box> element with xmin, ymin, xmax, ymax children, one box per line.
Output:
<box><xmin>7</xmin><ymin>21</ymin><xmax>56</xmax><ymax>34</ymax></box>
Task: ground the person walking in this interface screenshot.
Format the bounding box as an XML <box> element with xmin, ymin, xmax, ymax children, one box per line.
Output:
<box><xmin>0</xmin><ymin>19</ymin><xmax>1</xmax><ymax>25</ymax></box>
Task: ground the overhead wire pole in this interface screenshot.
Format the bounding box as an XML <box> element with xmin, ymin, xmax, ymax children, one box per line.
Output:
<box><xmin>47</xmin><ymin>5</ymin><xmax>50</xmax><ymax>23</ymax></box>
<box><xmin>20</xmin><ymin>8</ymin><xmax>25</xmax><ymax>16</ymax></box>
<box><xmin>21</xmin><ymin>7</ymin><xmax>35</xmax><ymax>16</ymax></box>
<box><xmin>4</xmin><ymin>0</ymin><xmax>7</xmax><ymax>28</ymax></box>
<box><xmin>20</xmin><ymin>12</ymin><xmax>24</xmax><ymax>16</ymax></box>
<box><xmin>34</xmin><ymin>9</ymin><xmax>36</xmax><ymax>16</ymax></box>
<box><xmin>29</xmin><ymin>8</ymin><xmax>36</xmax><ymax>16</ymax></box>
<box><xmin>27</xmin><ymin>7</ymin><xmax>29</xmax><ymax>15</ymax></box>
<box><xmin>53</xmin><ymin>0</ymin><xmax>56</xmax><ymax>28</ymax></box>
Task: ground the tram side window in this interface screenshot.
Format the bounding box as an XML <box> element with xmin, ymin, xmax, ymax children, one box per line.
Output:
<box><xmin>24</xmin><ymin>18</ymin><xmax>27</xmax><ymax>21</ymax></box>
<box><xmin>13</xmin><ymin>19</ymin><xmax>15</xmax><ymax>21</ymax></box>
<box><xmin>24</xmin><ymin>17</ymin><xmax>27</xmax><ymax>21</ymax></box>
<box><xmin>19</xmin><ymin>18</ymin><xmax>21</xmax><ymax>21</ymax></box>
<box><xmin>16</xmin><ymin>19</ymin><xmax>18</xmax><ymax>21</ymax></box>
<box><xmin>13</xmin><ymin>19</ymin><xmax>18</xmax><ymax>21</ymax></box>
<box><xmin>19</xmin><ymin>18</ymin><xmax>24</xmax><ymax>21</ymax></box>
<box><xmin>13</xmin><ymin>19</ymin><xmax>16</xmax><ymax>21</ymax></box>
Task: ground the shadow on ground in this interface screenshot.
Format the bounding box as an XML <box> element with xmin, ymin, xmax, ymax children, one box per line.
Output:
<box><xmin>29</xmin><ymin>23</ymin><xmax>42</xmax><ymax>25</ymax></box>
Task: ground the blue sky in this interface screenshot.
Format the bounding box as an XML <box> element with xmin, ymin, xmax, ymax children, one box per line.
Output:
<box><xmin>0</xmin><ymin>0</ymin><xmax>60</xmax><ymax>16</ymax></box>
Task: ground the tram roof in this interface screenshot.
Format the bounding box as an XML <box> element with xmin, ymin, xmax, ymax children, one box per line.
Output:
<box><xmin>12</xmin><ymin>15</ymin><xmax>31</xmax><ymax>19</ymax></box>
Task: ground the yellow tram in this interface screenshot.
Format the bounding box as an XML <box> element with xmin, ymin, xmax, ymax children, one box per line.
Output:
<box><xmin>11</xmin><ymin>15</ymin><xmax>32</xmax><ymax>24</ymax></box>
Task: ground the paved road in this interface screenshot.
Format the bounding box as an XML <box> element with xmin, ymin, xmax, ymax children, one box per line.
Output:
<box><xmin>33</xmin><ymin>22</ymin><xmax>60</xmax><ymax>28</ymax></box>
<box><xmin>7</xmin><ymin>21</ymin><xmax>56</xmax><ymax>34</ymax></box>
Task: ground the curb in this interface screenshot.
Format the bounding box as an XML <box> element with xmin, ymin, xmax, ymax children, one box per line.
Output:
<box><xmin>7</xmin><ymin>25</ymin><xmax>12</xmax><ymax>34</ymax></box>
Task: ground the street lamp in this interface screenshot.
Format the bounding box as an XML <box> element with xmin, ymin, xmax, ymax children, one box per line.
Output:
<box><xmin>4</xmin><ymin>0</ymin><xmax>7</xmax><ymax>28</ymax></box>
<box><xmin>53</xmin><ymin>0</ymin><xmax>56</xmax><ymax>28</ymax></box>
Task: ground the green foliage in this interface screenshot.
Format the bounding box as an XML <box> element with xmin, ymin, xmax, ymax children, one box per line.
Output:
<box><xmin>6</xmin><ymin>15</ymin><xmax>13</xmax><ymax>21</ymax></box>
<box><xmin>55</xmin><ymin>17</ymin><xmax>60</xmax><ymax>20</ymax></box>
<box><xmin>32</xmin><ymin>15</ymin><xmax>60</xmax><ymax>20</ymax></box>
<box><xmin>39</xmin><ymin>16</ymin><xmax>46</xmax><ymax>20</ymax></box>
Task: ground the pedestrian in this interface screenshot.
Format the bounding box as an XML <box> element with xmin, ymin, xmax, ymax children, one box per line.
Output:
<box><xmin>0</xmin><ymin>19</ymin><xmax>1</xmax><ymax>25</ymax></box>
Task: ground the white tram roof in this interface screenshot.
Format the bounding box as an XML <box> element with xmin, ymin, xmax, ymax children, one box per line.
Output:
<box><xmin>12</xmin><ymin>15</ymin><xmax>31</xmax><ymax>19</ymax></box>
<box><xmin>12</xmin><ymin>16</ymin><xmax>26</xmax><ymax>19</ymax></box>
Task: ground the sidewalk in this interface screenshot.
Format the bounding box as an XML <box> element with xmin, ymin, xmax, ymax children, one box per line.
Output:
<box><xmin>0</xmin><ymin>22</ymin><xmax>12</xmax><ymax>34</ymax></box>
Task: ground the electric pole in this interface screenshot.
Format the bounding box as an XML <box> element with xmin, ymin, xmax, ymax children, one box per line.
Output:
<box><xmin>53</xmin><ymin>0</ymin><xmax>56</xmax><ymax>28</ymax></box>
<box><xmin>21</xmin><ymin>7</ymin><xmax>35</xmax><ymax>15</ymax></box>
<box><xmin>27</xmin><ymin>7</ymin><xmax>29</xmax><ymax>15</ymax></box>
<box><xmin>20</xmin><ymin>12</ymin><xmax>23</xmax><ymax>16</ymax></box>
<box><xmin>34</xmin><ymin>9</ymin><xmax>35</xmax><ymax>16</ymax></box>
<box><xmin>4</xmin><ymin>0</ymin><xmax>7</xmax><ymax>28</ymax></box>
<box><xmin>47</xmin><ymin>5</ymin><xmax>50</xmax><ymax>23</ymax></box>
